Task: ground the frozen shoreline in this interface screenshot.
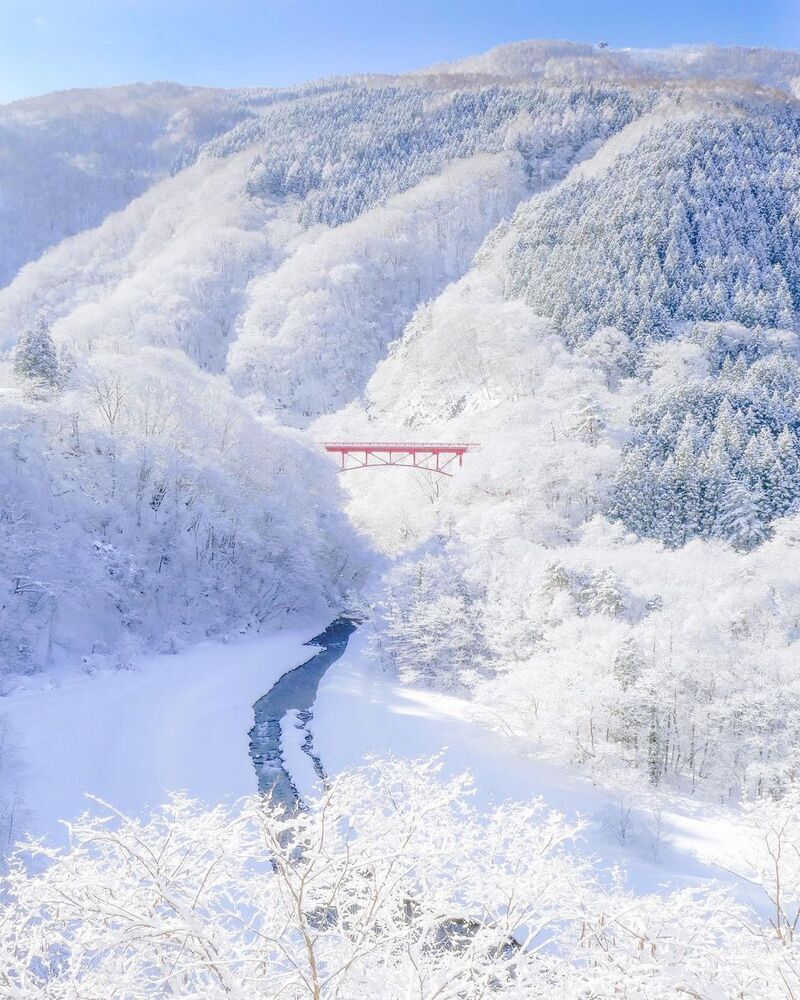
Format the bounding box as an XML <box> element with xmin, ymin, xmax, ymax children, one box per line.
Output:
<box><xmin>0</xmin><ymin>618</ymin><xmax>766</xmax><ymax>922</ymax></box>
<box><xmin>0</xmin><ymin>617</ymin><xmax>329</xmax><ymax>848</ymax></box>
<box><xmin>308</xmin><ymin>628</ymin><xmax>764</xmax><ymax>912</ymax></box>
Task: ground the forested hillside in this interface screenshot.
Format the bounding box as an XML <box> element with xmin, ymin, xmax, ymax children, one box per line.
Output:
<box><xmin>314</xmin><ymin>72</ymin><xmax>800</xmax><ymax>803</ymax></box>
<box><xmin>0</xmin><ymin>62</ymin><xmax>652</xmax><ymax>669</ymax></box>
<box><xmin>0</xmin><ymin>338</ymin><xmax>364</xmax><ymax>677</ymax></box>
<box><xmin>506</xmin><ymin>114</ymin><xmax>800</xmax><ymax>342</ymax></box>
<box><xmin>2</xmin><ymin>43</ymin><xmax>800</xmax><ymax>739</ymax></box>
<box><xmin>0</xmin><ymin>83</ymin><xmax>258</xmax><ymax>287</ymax></box>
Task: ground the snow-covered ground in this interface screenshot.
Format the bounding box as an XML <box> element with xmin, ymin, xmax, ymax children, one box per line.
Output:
<box><xmin>0</xmin><ymin>610</ymin><xmax>774</xmax><ymax>942</ymax></box>
<box><xmin>310</xmin><ymin>628</ymin><xmax>764</xmax><ymax>912</ymax></box>
<box><xmin>0</xmin><ymin>618</ymin><xmax>327</xmax><ymax>846</ymax></box>
<box><xmin>0</xmin><ymin>614</ymin><xmax>765</xmax><ymax>921</ymax></box>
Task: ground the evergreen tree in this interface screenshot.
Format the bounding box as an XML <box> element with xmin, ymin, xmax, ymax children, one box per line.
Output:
<box><xmin>613</xmin><ymin>635</ymin><xmax>643</xmax><ymax>689</ymax></box>
<box><xmin>610</xmin><ymin>447</ymin><xmax>656</xmax><ymax>537</ymax></box>
<box><xmin>714</xmin><ymin>480</ymin><xmax>769</xmax><ymax>550</ymax></box>
<box><xmin>571</xmin><ymin>395</ymin><xmax>606</xmax><ymax>445</ymax></box>
<box><xmin>611</xmin><ymin>352</ymin><xmax>800</xmax><ymax>547</ymax></box>
<box><xmin>698</xmin><ymin>443</ymin><xmax>731</xmax><ymax>535</ymax></box>
<box><xmin>775</xmin><ymin>426</ymin><xmax>800</xmax><ymax>515</ymax></box>
<box><xmin>14</xmin><ymin>315</ymin><xmax>59</xmax><ymax>395</ymax></box>
<box><xmin>586</xmin><ymin>568</ymin><xmax>625</xmax><ymax>616</ymax></box>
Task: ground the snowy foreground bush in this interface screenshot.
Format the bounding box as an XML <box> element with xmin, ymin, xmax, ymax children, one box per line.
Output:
<box><xmin>1</xmin><ymin>758</ymin><xmax>799</xmax><ymax>998</ymax></box>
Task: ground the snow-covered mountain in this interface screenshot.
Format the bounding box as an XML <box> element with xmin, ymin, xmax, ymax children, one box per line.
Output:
<box><xmin>1</xmin><ymin>39</ymin><xmax>799</xmax><ymax>792</ymax></box>
<box><xmin>435</xmin><ymin>38</ymin><xmax>800</xmax><ymax>94</ymax></box>
<box><xmin>314</xmin><ymin>72</ymin><xmax>800</xmax><ymax>801</ymax></box>
<box><xmin>4</xmin><ymin>36</ymin><xmax>800</xmax><ymax>998</ymax></box>
<box><xmin>0</xmin><ymin>82</ymin><xmax>262</xmax><ymax>288</ymax></box>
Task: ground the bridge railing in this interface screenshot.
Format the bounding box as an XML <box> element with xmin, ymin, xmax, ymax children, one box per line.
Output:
<box><xmin>322</xmin><ymin>442</ymin><xmax>480</xmax><ymax>451</ymax></box>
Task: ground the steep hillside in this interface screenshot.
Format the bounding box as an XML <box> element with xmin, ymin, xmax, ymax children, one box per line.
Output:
<box><xmin>0</xmin><ymin>149</ymin><xmax>285</xmax><ymax>369</ymax></box>
<box><xmin>505</xmin><ymin>110</ymin><xmax>800</xmax><ymax>343</ymax></box>
<box><xmin>4</xmin><ymin>39</ymin><xmax>800</xmax><ymax>996</ymax></box>
<box><xmin>228</xmin><ymin>153</ymin><xmax>528</xmax><ymax>419</ymax></box>
<box><xmin>317</xmin><ymin>86</ymin><xmax>800</xmax><ymax>800</ymax></box>
<box><xmin>0</xmin><ymin>74</ymin><xmax>650</xmax><ymax>398</ymax></box>
<box><xmin>0</xmin><ymin>83</ymin><xmax>256</xmax><ymax>287</ymax></box>
<box><xmin>3</xmin><ymin>40</ymin><xmax>800</xmax><ymax>729</ymax></box>
<box><xmin>0</xmin><ymin>343</ymin><xmax>364</xmax><ymax>679</ymax></box>
<box><xmin>0</xmin><ymin>65</ymin><xmax>647</xmax><ymax>672</ymax></box>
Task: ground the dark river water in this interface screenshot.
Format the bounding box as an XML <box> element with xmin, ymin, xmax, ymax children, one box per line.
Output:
<box><xmin>248</xmin><ymin>618</ymin><xmax>358</xmax><ymax>807</ymax></box>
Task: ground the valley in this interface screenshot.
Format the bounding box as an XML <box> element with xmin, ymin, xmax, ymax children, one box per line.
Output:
<box><xmin>1</xmin><ymin>36</ymin><xmax>800</xmax><ymax>996</ymax></box>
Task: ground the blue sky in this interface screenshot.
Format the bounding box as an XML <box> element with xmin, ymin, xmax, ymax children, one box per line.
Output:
<box><xmin>0</xmin><ymin>0</ymin><xmax>797</xmax><ymax>103</ymax></box>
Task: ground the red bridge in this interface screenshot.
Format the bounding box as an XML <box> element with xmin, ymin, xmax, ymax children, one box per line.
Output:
<box><xmin>323</xmin><ymin>442</ymin><xmax>479</xmax><ymax>476</ymax></box>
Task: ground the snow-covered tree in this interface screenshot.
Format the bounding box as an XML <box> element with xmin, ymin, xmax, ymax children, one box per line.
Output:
<box><xmin>13</xmin><ymin>314</ymin><xmax>59</xmax><ymax>395</ymax></box>
<box><xmin>570</xmin><ymin>394</ymin><xmax>607</xmax><ymax>445</ymax></box>
<box><xmin>739</xmin><ymin>782</ymin><xmax>800</xmax><ymax>946</ymax></box>
<box><xmin>715</xmin><ymin>480</ymin><xmax>769</xmax><ymax>549</ymax></box>
<box><xmin>0</xmin><ymin>760</ymin><xmax>593</xmax><ymax>998</ymax></box>
<box><xmin>0</xmin><ymin>757</ymin><xmax>797</xmax><ymax>997</ymax></box>
<box><xmin>611</xmin><ymin>346</ymin><xmax>800</xmax><ymax>546</ymax></box>
<box><xmin>505</xmin><ymin>115</ymin><xmax>800</xmax><ymax>344</ymax></box>
<box><xmin>0</xmin><ymin>347</ymin><xmax>367</xmax><ymax>675</ymax></box>
<box><xmin>375</xmin><ymin>553</ymin><xmax>488</xmax><ymax>690</ymax></box>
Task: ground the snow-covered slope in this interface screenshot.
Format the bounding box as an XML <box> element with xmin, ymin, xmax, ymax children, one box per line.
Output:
<box><xmin>0</xmin><ymin>83</ymin><xmax>256</xmax><ymax>287</ymax></box>
<box><xmin>3</xmin><ymin>39</ymin><xmax>800</xmax><ymax>997</ymax></box>
<box><xmin>0</xmin><ymin>71</ymin><xmax>648</xmax><ymax>403</ymax></box>
<box><xmin>437</xmin><ymin>38</ymin><xmax>800</xmax><ymax>94</ymax></box>
<box><xmin>505</xmin><ymin>111</ymin><xmax>800</xmax><ymax>343</ymax></box>
<box><xmin>228</xmin><ymin>153</ymin><xmax>529</xmax><ymax>419</ymax></box>
<box><xmin>0</xmin><ymin>346</ymin><xmax>365</xmax><ymax>677</ymax></box>
<box><xmin>317</xmin><ymin>85</ymin><xmax>800</xmax><ymax>803</ymax></box>
<box><xmin>0</xmin><ymin>149</ymin><xmax>288</xmax><ymax>369</ymax></box>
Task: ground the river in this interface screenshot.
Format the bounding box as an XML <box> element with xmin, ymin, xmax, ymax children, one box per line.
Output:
<box><xmin>248</xmin><ymin>617</ymin><xmax>358</xmax><ymax>807</ymax></box>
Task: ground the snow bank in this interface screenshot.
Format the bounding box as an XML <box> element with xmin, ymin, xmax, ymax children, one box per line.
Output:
<box><xmin>310</xmin><ymin>629</ymin><xmax>763</xmax><ymax>907</ymax></box>
<box><xmin>279</xmin><ymin>709</ymin><xmax>323</xmax><ymax>802</ymax></box>
<box><xmin>0</xmin><ymin>619</ymin><xmax>327</xmax><ymax>846</ymax></box>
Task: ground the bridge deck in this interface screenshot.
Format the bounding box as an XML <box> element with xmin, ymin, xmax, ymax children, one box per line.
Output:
<box><xmin>323</xmin><ymin>441</ymin><xmax>478</xmax><ymax>451</ymax></box>
<box><xmin>322</xmin><ymin>442</ymin><xmax>479</xmax><ymax>476</ymax></box>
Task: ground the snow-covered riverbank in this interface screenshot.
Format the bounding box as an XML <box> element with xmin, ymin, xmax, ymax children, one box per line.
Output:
<box><xmin>309</xmin><ymin>629</ymin><xmax>764</xmax><ymax>912</ymax></box>
<box><xmin>0</xmin><ymin>618</ymin><xmax>328</xmax><ymax>847</ymax></box>
<box><xmin>0</xmin><ymin>618</ymin><xmax>766</xmax><ymax>923</ymax></box>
